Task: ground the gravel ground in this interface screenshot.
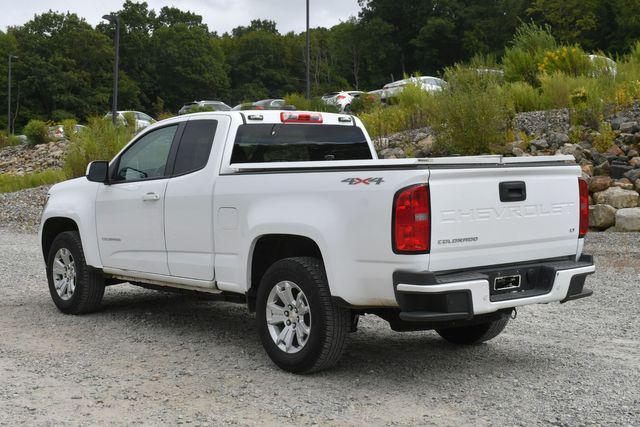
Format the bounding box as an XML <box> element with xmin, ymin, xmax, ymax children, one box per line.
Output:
<box><xmin>0</xmin><ymin>229</ymin><xmax>638</xmax><ymax>425</ymax></box>
<box><xmin>0</xmin><ymin>186</ymin><xmax>50</xmax><ymax>233</ymax></box>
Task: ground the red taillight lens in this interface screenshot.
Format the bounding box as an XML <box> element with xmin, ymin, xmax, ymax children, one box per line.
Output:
<box><xmin>393</xmin><ymin>184</ymin><xmax>431</xmax><ymax>253</ymax></box>
<box><xmin>280</xmin><ymin>112</ymin><xmax>323</xmax><ymax>123</ymax></box>
<box><xmin>336</xmin><ymin>95</ymin><xmax>346</xmax><ymax>100</ymax></box>
<box><xmin>579</xmin><ymin>177</ymin><xmax>589</xmax><ymax>238</ymax></box>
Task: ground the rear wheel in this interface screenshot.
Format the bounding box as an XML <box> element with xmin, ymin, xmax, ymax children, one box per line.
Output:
<box><xmin>436</xmin><ymin>316</ymin><xmax>509</xmax><ymax>345</ymax></box>
<box><xmin>256</xmin><ymin>257</ymin><xmax>350</xmax><ymax>374</ymax></box>
<box><xmin>46</xmin><ymin>231</ymin><xmax>104</xmax><ymax>314</ymax></box>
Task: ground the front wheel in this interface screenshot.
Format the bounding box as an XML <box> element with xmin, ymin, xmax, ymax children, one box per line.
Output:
<box><xmin>46</xmin><ymin>231</ymin><xmax>105</xmax><ymax>314</ymax></box>
<box><xmin>256</xmin><ymin>257</ymin><xmax>350</xmax><ymax>374</ymax></box>
<box><xmin>436</xmin><ymin>316</ymin><xmax>509</xmax><ymax>345</ymax></box>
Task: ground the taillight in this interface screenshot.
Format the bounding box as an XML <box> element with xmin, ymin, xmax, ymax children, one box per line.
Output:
<box><xmin>393</xmin><ymin>184</ymin><xmax>431</xmax><ymax>253</ymax></box>
<box><xmin>578</xmin><ymin>177</ymin><xmax>589</xmax><ymax>238</ymax></box>
<box><xmin>336</xmin><ymin>95</ymin><xmax>346</xmax><ymax>100</ymax></box>
<box><xmin>280</xmin><ymin>112</ymin><xmax>323</xmax><ymax>123</ymax></box>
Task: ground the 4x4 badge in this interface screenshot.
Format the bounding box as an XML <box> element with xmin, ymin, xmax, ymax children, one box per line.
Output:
<box><xmin>341</xmin><ymin>177</ymin><xmax>384</xmax><ymax>185</ymax></box>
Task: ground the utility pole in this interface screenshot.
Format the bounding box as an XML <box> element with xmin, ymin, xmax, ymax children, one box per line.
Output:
<box><xmin>305</xmin><ymin>0</ymin><xmax>311</xmax><ymax>99</ymax></box>
<box><xmin>7</xmin><ymin>55</ymin><xmax>18</xmax><ymax>134</ymax></box>
<box><xmin>102</xmin><ymin>14</ymin><xmax>120</xmax><ymax>125</ymax></box>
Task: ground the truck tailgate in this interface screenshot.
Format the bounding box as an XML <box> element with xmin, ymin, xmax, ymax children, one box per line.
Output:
<box><xmin>428</xmin><ymin>165</ymin><xmax>581</xmax><ymax>272</ymax></box>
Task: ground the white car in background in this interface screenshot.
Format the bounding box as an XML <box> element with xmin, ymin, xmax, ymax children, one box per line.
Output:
<box><xmin>588</xmin><ymin>54</ymin><xmax>617</xmax><ymax>77</ymax></box>
<box><xmin>321</xmin><ymin>91</ymin><xmax>364</xmax><ymax>112</ymax></box>
<box><xmin>104</xmin><ymin>111</ymin><xmax>156</xmax><ymax>131</ymax></box>
<box><xmin>178</xmin><ymin>100</ymin><xmax>231</xmax><ymax>115</ymax></box>
<box><xmin>382</xmin><ymin>76</ymin><xmax>446</xmax><ymax>100</ymax></box>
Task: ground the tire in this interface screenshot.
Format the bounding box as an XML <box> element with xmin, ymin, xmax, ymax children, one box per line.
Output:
<box><xmin>46</xmin><ymin>231</ymin><xmax>105</xmax><ymax>314</ymax></box>
<box><xmin>256</xmin><ymin>257</ymin><xmax>350</xmax><ymax>374</ymax></box>
<box><xmin>436</xmin><ymin>315</ymin><xmax>509</xmax><ymax>345</ymax></box>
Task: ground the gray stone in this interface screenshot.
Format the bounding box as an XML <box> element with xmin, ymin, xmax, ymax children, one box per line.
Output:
<box><xmin>589</xmin><ymin>204</ymin><xmax>617</xmax><ymax>229</ymax></box>
<box><xmin>615</xmin><ymin>208</ymin><xmax>640</xmax><ymax>231</ymax></box>
<box><xmin>549</xmin><ymin>132</ymin><xmax>570</xmax><ymax>146</ymax></box>
<box><xmin>600</xmin><ymin>186</ymin><xmax>639</xmax><ymax>208</ymax></box>
<box><xmin>624</xmin><ymin>168</ymin><xmax>640</xmax><ymax>182</ymax></box>
<box><xmin>610</xmin><ymin>163</ymin><xmax>633</xmax><ymax>179</ymax></box>
<box><xmin>531</xmin><ymin>139</ymin><xmax>549</xmax><ymax>149</ymax></box>
<box><xmin>610</xmin><ymin>116</ymin><xmax>630</xmax><ymax>130</ymax></box>
<box><xmin>619</xmin><ymin>121</ymin><xmax>638</xmax><ymax>133</ymax></box>
<box><xmin>588</xmin><ymin>176</ymin><xmax>612</xmax><ymax>192</ymax></box>
<box><xmin>629</xmin><ymin>157</ymin><xmax>640</xmax><ymax>168</ymax></box>
<box><xmin>593</xmin><ymin>161</ymin><xmax>610</xmax><ymax>176</ymax></box>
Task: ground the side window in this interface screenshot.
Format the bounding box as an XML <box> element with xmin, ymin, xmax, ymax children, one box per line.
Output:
<box><xmin>114</xmin><ymin>125</ymin><xmax>177</xmax><ymax>182</ymax></box>
<box><xmin>172</xmin><ymin>120</ymin><xmax>218</xmax><ymax>175</ymax></box>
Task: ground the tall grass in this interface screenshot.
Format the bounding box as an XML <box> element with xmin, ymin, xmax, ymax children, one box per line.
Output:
<box><xmin>64</xmin><ymin>117</ymin><xmax>136</xmax><ymax>178</ymax></box>
<box><xmin>0</xmin><ymin>169</ymin><xmax>68</xmax><ymax>193</ymax></box>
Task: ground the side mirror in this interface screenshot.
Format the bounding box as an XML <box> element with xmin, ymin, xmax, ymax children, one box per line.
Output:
<box><xmin>86</xmin><ymin>161</ymin><xmax>109</xmax><ymax>183</ymax></box>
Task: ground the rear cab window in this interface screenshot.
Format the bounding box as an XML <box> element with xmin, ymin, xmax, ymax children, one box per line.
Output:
<box><xmin>230</xmin><ymin>124</ymin><xmax>373</xmax><ymax>163</ymax></box>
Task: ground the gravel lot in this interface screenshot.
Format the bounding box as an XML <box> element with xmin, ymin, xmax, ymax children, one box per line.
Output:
<box><xmin>0</xmin><ymin>227</ymin><xmax>638</xmax><ymax>425</ymax></box>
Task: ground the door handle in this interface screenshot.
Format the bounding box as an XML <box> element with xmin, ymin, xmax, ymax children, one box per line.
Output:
<box><xmin>142</xmin><ymin>192</ymin><xmax>160</xmax><ymax>202</ymax></box>
<box><xmin>499</xmin><ymin>181</ymin><xmax>526</xmax><ymax>202</ymax></box>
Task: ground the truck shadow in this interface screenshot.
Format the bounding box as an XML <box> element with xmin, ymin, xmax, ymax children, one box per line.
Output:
<box><xmin>97</xmin><ymin>286</ymin><xmax>554</xmax><ymax>380</ymax></box>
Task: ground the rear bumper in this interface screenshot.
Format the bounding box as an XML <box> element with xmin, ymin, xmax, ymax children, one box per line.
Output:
<box><xmin>393</xmin><ymin>255</ymin><xmax>595</xmax><ymax>322</ymax></box>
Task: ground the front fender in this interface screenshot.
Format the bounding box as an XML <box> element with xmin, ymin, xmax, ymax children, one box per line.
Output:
<box><xmin>39</xmin><ymin>179</ymin><xmax>102</xmax><ymax>268</ymax></box>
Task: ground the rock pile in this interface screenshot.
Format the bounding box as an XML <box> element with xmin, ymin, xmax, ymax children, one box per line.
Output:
<box><xmin>0</xmin><ymin>140</ymin><xmax>70</xmax><ymax>175</ymax></box>
<box><xmin>374</xmin><ymin>106</ymin><xmax>640</xmax><ymax>231</ymax></box>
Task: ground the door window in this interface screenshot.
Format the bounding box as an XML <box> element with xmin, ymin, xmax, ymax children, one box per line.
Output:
<box><xmin>172</xmin><ymin>120</ymin><xmax>218</xmax><ymax>175</ymax></box>
<box><xmin>114</xmin><ymin>125</ymin><xmax>177</xmax><ymax>182</ymax></box>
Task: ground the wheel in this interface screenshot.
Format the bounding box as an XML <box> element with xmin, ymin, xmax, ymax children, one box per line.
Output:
<box><xmin>436</xmin><ymin>316</ymin><xmax>509</xmax><ymax>345</ymax></box>
<box><xmin>256</xmin><ymin>257</ymin><xmax>350</xmax><ymax>374</ymax></box>
<box><xmin>46</xmin><ymin>231</ymin><xmax>105</xmax><ymax>314</ymax></box>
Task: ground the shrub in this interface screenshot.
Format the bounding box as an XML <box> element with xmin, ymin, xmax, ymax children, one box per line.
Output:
<box><xmin>187</xmin><ymin>105</ymin><xmax>215</xmax><ymax>114</ymax></box>
<box><xmin>0</xmin><ymin>169</ymin><xmax>67</xmax><ymax>193</ymax></box>
<box><xmin>23</xmin><ymin>120</ymin><xmax>49</xmax><ymax>146</ymax></box>
<box><xmin>283</xmin><ymin>93</ymin><xmax>340</xmax><ymax>113</ymax></box>
<box><xmin>429</xmin><ymin>67</ymin><xmax>512</xmax><ymax>155</ymax></box>
<box><xmin>503</xmin><ymin>22</ymin><xmax>557</xmax><ymax>85</ymax></box>
<box><xmin>538</xmin><ymin>46</ymin><xmax>594</xmax><ymax>77</ymax></box>
<box><xmin>64</xmin><ymin>117</ymin><xmax>136</xmax><ymax>178</ymax></box>
<box><xmin>60</xmin><ymin>119</ymin><xmax>78</xmax><ymax>141</ymax></box>
<box><xmin>123</xmin><ymin>111</ymin><xmax>136</xmax><ymax>128</ymax></box>
<box><xmin>0</xmin><ymin>132</ymin><xmax>22</xmax><ymax>149</ymax></box>
<box><xmin>350</xmin><ymin>93</ymin><xmax>382</xmax><ymax>114</ymax></box>
<box><xmin>157</xmin><ymin>112</ymin><xmax>175</xmax><ymax>121</ymax></box>
<box><xmin>504</xmin><ymin>81</ymin><xmax>547</xmax><ymax>112</ymax></box>
<box><xmin>593</xmin><ymin>122</ymin><xmax>616</xmax><ymax>153</ymax></box>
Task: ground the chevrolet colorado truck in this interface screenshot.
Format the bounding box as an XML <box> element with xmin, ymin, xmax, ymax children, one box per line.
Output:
<box><xmin>40</xmin><ymin>110</ymin><xmax>595</xmax><ymax>373</ymax></box>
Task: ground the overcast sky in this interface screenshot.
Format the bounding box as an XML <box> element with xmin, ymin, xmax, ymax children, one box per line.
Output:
<box><xmin>1</xmin><ymin>0</ymin><xmax>362</xmax><ymax>34</ymax></box>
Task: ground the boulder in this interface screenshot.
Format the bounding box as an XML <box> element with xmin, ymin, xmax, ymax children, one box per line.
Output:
<box><xmin>589</xmin><ymin>204</ymin><xmax>617</xmax><ymax>229</ymax></box>
<box><xmin>624</xmin><ymin>168</ymin><xmax>640</xmax><ymax>183</ymax></box>
<box><xmin>612</xmin><ymin>178</ymin><xmax>634</xmax><ymax>190</ymax></box>
<box><xmin>580</xmin><ymin>163</ymin><xmax>593</xmax><ymax>176</ymax></box>
<box><xmin>628</xmin><ymin>149</ymin><xmax>639</xmax><ymax>158</ymax></box>
<box><xmin>619</xmin><ymin>121</ymin><xmax>638</xmax><ymax>133</ymax></box>
<box><xmin>629</xmin><ymin>157</ymin><xmax>640</xmax><ymax>167</ymax></box>
<box><xmin>604</xmin><ymin>144</ymin><xmax>625</xmax><ymax>157</ymax></box>
<box><xmin>512</xmin><ymin>147</ymin><xmax>524</xmax><ymax>157</ymax></box>
<box><xmin>531</xmin><ymin>139</ymin><xmax>549</xmax><ymax>149</ymax></box>
<box><xmin>610</xmin><ymin>116</ymin><xmax>630</xmax><ymax>130</ymax></box>
<box><xmin>599</xmin><ymin>186</ymin><xmax>639</xmax><ymax>208</ymax></box>
<box><xmin>548</xmin><ymin>132</ymin><xmax>570</xmax><ymax>146</ymax></box>
<box><xmin>615</xmin><ymin>208</ymin><xmax>640</xmax><ymax>231</ymax></box>
<box><xmin>593</xmin><ymin>161</ymin><xmax>611</xmax><ymax>176</ymax></box>
<box><xmin>379</xmin><ymin>147</ymin><xmax>406</xmax><ymax>159</ymax></box>
<box><xmin>610</xmin><ymin>163</ymin><xmax>633</xmax><ymax>179</ymax></box>
<box><xmin>588</xmin><ymin>175</ymin><xmax>612</xmax><ymax>192</ymax></box>
<box><xmin>416</xmin><ymin>135</ymin><xmax>433</xmax><ymax>156</ymax></box>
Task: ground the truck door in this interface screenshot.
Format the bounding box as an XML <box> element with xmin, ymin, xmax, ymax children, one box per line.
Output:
<box><xmin>164</xmin><ymin>117</ymin><xmax>228</xmax><ymax>280</ymax></box>
<box><xmin>96</xmin><ymin>124</ymin><xmax>180</xmax><ymax>275</ymax></box>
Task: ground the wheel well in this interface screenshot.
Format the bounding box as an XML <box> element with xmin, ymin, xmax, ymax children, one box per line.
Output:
<box><xmin>247</xmin><ymin>234</ymin><xmax>323</xmax><ymax>311</ymax></box>
<box><xmin>41</xmin><ymin>217</ymin><xmax>79</xmax><ymax>260</ymax></box>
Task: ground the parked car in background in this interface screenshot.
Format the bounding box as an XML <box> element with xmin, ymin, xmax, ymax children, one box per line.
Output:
<box><xmin>588</xmin><ymin>54</ymin><xmax>617</xmax><ymax>77</ymax></box>
<box><xmin>382</xmin><ymin>76</ymin><xmax>446</xmax><ymax>101</ymax></box>
<box><xmin>232</xmin><ymin>99</ymin><xmax>294</xmax><ymax>111</ymax></box>
<box><xmin>321</xmin><ymin>91</ymin><xmax>364</xmax><ymax>112</ymax></box>
<box><xmin>179</xmin><ymin>100</ymin><xmax>231</xmax><ymax>115</ymax></box>
<box><xmin>104</xmin><ymin>111</ymin><xmax>156</xmax><ymax>131</ymax></box>
<box><xmin>48</xmin><ymin>124</ymin><xmax>87</xmax><ymax>140</ymax></box>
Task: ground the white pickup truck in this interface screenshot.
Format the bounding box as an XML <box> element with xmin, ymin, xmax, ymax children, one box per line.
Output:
<box><xmin>40</xmin><ymin>110</ymin><xmax>595</xmax><ymax>373</ymax></box>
